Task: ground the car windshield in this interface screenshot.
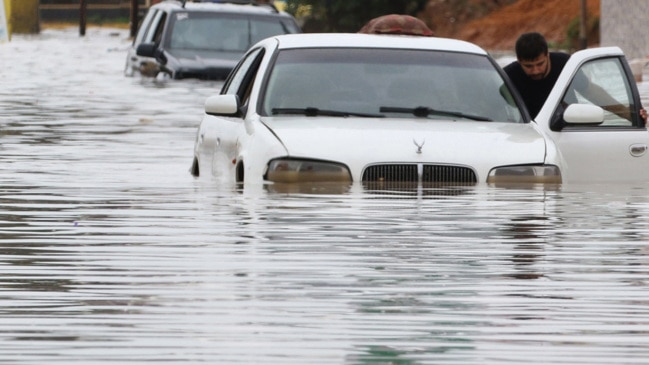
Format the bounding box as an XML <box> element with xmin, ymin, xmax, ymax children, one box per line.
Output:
<box><xmin>168</xmin><ymin>12</ymin><xmax>298</xmax><ymax>52</ymax></box>
<box><xmin>261</xmin><ymin>48</ymin><xmax>524</xmax><ymax>123</ymax></box>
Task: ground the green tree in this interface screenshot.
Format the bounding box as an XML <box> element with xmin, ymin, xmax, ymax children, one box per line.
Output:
<box><xmin>285</xmin><ymin>0</ymin><xmax>429</xmax><ymax>33</ymax></box>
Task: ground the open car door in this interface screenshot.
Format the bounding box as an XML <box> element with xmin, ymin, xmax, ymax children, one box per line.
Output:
<box><xmin>535</xmin><ymin>47</ymin><xmax>649</xmax><ymax>184</ymax></box>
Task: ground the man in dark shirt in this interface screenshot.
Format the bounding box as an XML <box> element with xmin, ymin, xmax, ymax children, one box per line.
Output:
<box><xmin>504</xmin><ymin>32</ymin><xmax>568</xmax><ymax>118</ymax></box>
<box><xmin>505</xmin><ymin>32</ymin><xmax>647</xmax><ymax>124</ymax></box>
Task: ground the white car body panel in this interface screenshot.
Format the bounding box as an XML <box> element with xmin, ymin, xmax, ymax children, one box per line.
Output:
<box><xmin>261</xmin><ymin>117</ymin><xmax>547</xmax><ymax>182</ymax></box>
<box><xmin>195</xmin><ymin>114</ymin><xmax>549</xmax><ymax>185</ymax></box>
<box><xmin>195</xmin><ymin>115</ymin><xmax>288</xmax><ymax>184</ymax></box>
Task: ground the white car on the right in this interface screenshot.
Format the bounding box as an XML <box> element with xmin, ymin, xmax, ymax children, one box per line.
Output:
<box><xmin>532</xmin><ymin>46</ymin><xmax>649</xmax><ymax>184</ymax></box>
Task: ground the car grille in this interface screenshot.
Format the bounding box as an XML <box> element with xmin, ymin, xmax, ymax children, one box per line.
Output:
<box><xmin>362</xmin><ymin>164</ymin><xmax>477</xmax><ymax>184</ymax></box>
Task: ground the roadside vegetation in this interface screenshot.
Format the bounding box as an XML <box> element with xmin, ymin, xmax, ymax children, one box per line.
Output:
<box><xmin>39</xmin><ymin>0</ymin><xmax>600</xmax><ymax>52</ymax></box>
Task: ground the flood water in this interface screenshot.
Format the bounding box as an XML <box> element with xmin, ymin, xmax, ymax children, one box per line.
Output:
<box><xmin>2</xmin><ymin>27</ymin><xmax>649</xmax><ymax>364</ymax></box>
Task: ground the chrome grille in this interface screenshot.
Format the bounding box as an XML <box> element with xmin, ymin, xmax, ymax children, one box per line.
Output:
<box><xmin>362</xmin><ymin>164</ymin><xmax>477</xmax><ymax>184</ymax></box>
<box><xmin>422</xmin><ymin>165</ymin><xmax>477</xmax><ymax>183</ymax></box>
<box><xmin>362</xmin><ymin>164</ymin><xmax>418</xmax><ymax>182</ymax></box>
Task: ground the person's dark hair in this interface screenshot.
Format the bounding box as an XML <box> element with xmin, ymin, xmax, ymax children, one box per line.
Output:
<box><xmin>515</xmin><ymin>32</ymin><xmax>548</xmax><ymax>61</ymax></box>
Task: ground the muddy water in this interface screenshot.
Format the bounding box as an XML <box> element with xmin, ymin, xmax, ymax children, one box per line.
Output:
<box><xmin>2</xmin><ymin>28</ymin><xmax>649</xmax><ymax>364</ymax></box>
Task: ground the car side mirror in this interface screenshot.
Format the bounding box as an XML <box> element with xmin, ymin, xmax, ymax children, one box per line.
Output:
<box><xmin>205</xmin><ymin>95</ymin><xmax>240</xmax><ymax>116</ymax></box>
<box><xmin>563</xmin><ymin>103</ymin><xmax>605</xmax><ymax>125</ymax></box>
<box><xmin>136</xmin><ymin>42</ymin><xmax>157</xmax><ymax>58</ymax></box>
<box><xmin>137</xmin><ymin>43</ymin><xmax>167</xmax><ymax>65</ymax></box>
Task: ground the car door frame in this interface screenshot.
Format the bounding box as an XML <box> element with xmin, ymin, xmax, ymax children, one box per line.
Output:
<box><xmin>535</xmin><ymin>47</ymin><xmax>649</xmax><ymax>184</ymax></box>
<box><xmin>196</xmin><ymin>45</ymin><xmax>269</xmax><ymax>182</ymax></box>
<box><xmin>127</xmin><ymin>8</ymin><xmax>168</xmax><ymax>76</ymax></box>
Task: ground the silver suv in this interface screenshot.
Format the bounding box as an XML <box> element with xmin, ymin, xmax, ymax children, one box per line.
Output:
<box><xmin>124</xmin><ymin>0</ymin><xmax>301</xmax><ymax>80</ymax></box>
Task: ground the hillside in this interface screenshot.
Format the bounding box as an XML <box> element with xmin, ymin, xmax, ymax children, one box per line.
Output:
<box><xmin>38</xmin><ymin>0</ymin><xmax>600</xmax><ymax>53</ymax></box>
<box><xmin>421</xmin><ymin>0</ymin><xmax>601</xmax><ymax>51</ymax></box>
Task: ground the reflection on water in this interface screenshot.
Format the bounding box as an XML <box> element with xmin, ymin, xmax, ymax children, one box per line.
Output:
<box><xmin>2</xmin><ymin>28</ymin><xmax>649</xmax><ymax>364</ymax></box>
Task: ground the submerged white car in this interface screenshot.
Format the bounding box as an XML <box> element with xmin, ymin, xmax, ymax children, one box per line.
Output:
<box><xmin>191</xmin><ymin>33</ymin><xmax>648</xmax><ymax>189</ymax></box>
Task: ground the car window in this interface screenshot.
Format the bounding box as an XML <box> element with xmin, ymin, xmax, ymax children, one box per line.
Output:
<box><xmin>249</xmin><ymin>18</ymin><xmax>299</xmax><ymax>45</ymax></box>
<box><xmin>169</xmin><ymin>12</ymin><xmax>246</xmax><ymax>51</ymax></box>
<box><xmin>561</xmin><ymin>57</ymin><xmax>640</xmax><ymax>127</ymax></box>
<box><xmin>261</xmin><ymin>48</ymin><xmax>524</xmax><ymax>122</ymax></box>
<box><xmin>150</xmin><ymin>11</ymin><xmax>167</xmax><ymax>45</ymax></box>
<box><xmin>166</xmin><ymin>12</ymin><xmax>296</xmax><ymax>52</ymax></box>
<box><xmin>222</xmin><ymin>47</ymin><xmax>265</xmax><ymax>106</ymax></box>
<box><xmin>134</xmin><ymin>8</ymin><xmax>158</xmax><ymax>45</ymax></box>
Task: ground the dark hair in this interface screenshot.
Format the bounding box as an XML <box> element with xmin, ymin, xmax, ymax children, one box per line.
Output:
<box><xmin>515</xmin><ymin>32</ymin><xmax>548</xmax><ymax>61</ymax></box>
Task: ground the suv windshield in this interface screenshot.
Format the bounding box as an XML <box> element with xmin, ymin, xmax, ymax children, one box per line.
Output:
<box><xmin>167</xmin><ymin>11</ymin><xmax>299</xmax><ymax>52</ymax></box>
<box><xmin>262</xmin><ymin>48</ymin><xmax>524</xmax><ymax>123</ymax></box>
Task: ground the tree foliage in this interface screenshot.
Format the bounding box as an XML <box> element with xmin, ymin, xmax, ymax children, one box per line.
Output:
<box><xmin>284</xmin><ymin>0</ymin><xmax>429</xmax><ymax>33</ymax></box>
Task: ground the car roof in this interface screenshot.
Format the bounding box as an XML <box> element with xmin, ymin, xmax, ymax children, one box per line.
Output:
<box><xmin>151</xmin><ymin>0</ymin><xmax>291</xmax><ymax>16</ymax></box>
<box><xmin>270</xmin><ymin>33</ymin><xmax>488</xmax><ymax>55</ymax></box>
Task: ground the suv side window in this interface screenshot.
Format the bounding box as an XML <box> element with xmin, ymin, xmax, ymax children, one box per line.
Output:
<box><xmin>561</xmin><ymin>57</ymin><xmax>641</xmax><ymax>128</ymax></box>
<box><xmin>222</xmin><ymin>47</ymin><xmax>265</xmax><ymax>109</ymax></box>
<box><xmin>134</xmin><ymin>9</ymin><xmax>158</xmax><ymax>46</ymax></box>
<box><xmin>149</xmin><ymin>11</ymin><xmax>167</xmax><ymax>46</ymax></box>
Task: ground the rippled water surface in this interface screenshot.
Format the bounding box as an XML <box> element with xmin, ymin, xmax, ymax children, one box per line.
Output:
<box><xmin>2</xmin><ymin>28</ymin><xmax>649</xmax><ymax>364</ymax></box>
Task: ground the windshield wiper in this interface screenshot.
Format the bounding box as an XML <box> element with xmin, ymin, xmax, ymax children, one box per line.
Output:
<box><xmin>380</xmin><ymin>106</ymin><xmax>492</xmax><ymax>121</ymax></box>
<box><xmin>272</xmin><ymin>107</ymin><xmax>383</xmax><ymax>118</ymax></box>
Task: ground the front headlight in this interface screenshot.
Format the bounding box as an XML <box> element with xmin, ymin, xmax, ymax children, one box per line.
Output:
<box><xmin>265</xmin><ymin>158</ymin><xmax>352</xmax><ymax>183</ymax></box>
<box><xmin>487</xmin><ymin>164</ymin><xmax>561</xmax><ymax>184</ymax></box>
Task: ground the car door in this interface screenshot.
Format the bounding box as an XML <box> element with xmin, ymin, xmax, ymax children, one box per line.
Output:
<box><xmin>126</xmin><ymin>8</ymin><xmax>157</xmax><ymax>75</ymax></box>
<box><xmin>198</xmin><ymin>47</ymin><xmax>266</xmax><ymax>181</ymax></box>
<box><xmin>126</xmin><ymin>9</ymin><xmax>167</xmax><ymax>76</ymax></box>
<box><xmin>536</xmin><ymin>47</ymin><xmax>649</xmax><ymax>184</ymax></box>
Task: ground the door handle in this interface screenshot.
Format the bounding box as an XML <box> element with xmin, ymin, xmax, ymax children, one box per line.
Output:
<box><xmin>629</xmin><ymin>144</ymin><xmax>648</xmax><ymax>157</ymax></box>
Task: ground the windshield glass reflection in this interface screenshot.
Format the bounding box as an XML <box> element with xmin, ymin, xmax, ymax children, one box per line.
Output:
<box><xmin>262</xmin><ymin>48</ymin><xmax>524</xmax><ymax>122</ymax></box>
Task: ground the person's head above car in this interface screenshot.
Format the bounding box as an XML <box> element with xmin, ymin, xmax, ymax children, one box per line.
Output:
<box><xmin>358</xmin><ymin>14</ymin><xmax>434</xmax><ymax>36</ymax></box>
<box><xmin>514</xmin><ymin>32</ymin><xmax>552</xmax><ymax>81</ymax></box>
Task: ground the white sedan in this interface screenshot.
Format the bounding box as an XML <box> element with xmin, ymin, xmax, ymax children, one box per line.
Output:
<box><xmin>191</xmin><ymin>33</ymin><xmax>648</xmax><ymax>189</ymax></box>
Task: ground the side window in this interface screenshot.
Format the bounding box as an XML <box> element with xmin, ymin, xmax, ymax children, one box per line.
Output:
<box><xmin>149</xmin><ymin>11</ymin><xmax>167</xmax><ymax>46</ymax></box>
<box><xmin>562</xmin><ymin>57</ymin><xmax>640</xmax><ymax>127</ymax></box>
<box><xmin>222</xmin><ymin>47</ymin><xmax>265</xmax><ymax>107</ymax></box>
<box><xmin>134</xmin><ymin>9</ymin><xmax>157</xmax><ymax>46</ymax></box>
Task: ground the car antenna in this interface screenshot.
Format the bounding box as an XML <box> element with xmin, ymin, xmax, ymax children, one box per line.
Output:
<box><xmin>181</xmin><ymin>0</ymin><xmax>187</xmax><ymax>8</ymax></box>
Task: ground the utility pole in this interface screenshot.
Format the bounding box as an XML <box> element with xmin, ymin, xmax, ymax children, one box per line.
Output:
<box><xmin>131</xmin><ymin>0</ymin><xmax>139</xmax><ymax>38</ymax></box>
<box><xmin>80</xmin><ymin>0</ymin><xmax>87</xmax><ymax>36</ymax></box>
<box><xmin>579</xmin><ymin>0</ymin><xmax>587</xmax><ymax>49</ymax></box>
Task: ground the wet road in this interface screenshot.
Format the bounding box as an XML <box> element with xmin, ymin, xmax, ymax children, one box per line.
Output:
<box><xmin>2</xmin><ymin>27</ymin><xmax>649</xmax><ymax>364</ymax></box>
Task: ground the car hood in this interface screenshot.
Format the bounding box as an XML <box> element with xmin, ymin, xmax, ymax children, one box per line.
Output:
<box><xmin>167</xmin><ymin>49</ymin><xmax>243</xmax><ymax>66</ymax></box>
<box><xmin>165</xmin><ymin>49</ymin><xmax>243</xmax><ymax>79</ymax></box>
<box><xmin>260</xmin><ymin>117</ymin><xmax>548</xmax><ymax>167</ymax></box>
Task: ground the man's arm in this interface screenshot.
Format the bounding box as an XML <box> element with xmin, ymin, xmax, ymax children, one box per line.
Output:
<box><xmin>575</xmin><ymin>74</ymin><xmax>647</xmax><ymax>125</ymax></box>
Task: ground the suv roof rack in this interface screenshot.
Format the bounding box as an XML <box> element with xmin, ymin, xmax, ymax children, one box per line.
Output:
<box><xmin>190</xmin><ymin>0</ymin><xmax>279</xmax><ymax>13</ymax></box>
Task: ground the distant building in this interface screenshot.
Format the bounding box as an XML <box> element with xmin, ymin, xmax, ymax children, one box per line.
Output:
<box><xmin>600</xmin><ymin>0</ymin><xmax>649</xmax><ymax>60</ymax></box>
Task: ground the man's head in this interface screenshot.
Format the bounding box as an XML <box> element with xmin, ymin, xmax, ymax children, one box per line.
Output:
<box><xmin>515</xmin><ymin>32</ymin><xmax>550</xmax><ymax>80</ymax></box>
